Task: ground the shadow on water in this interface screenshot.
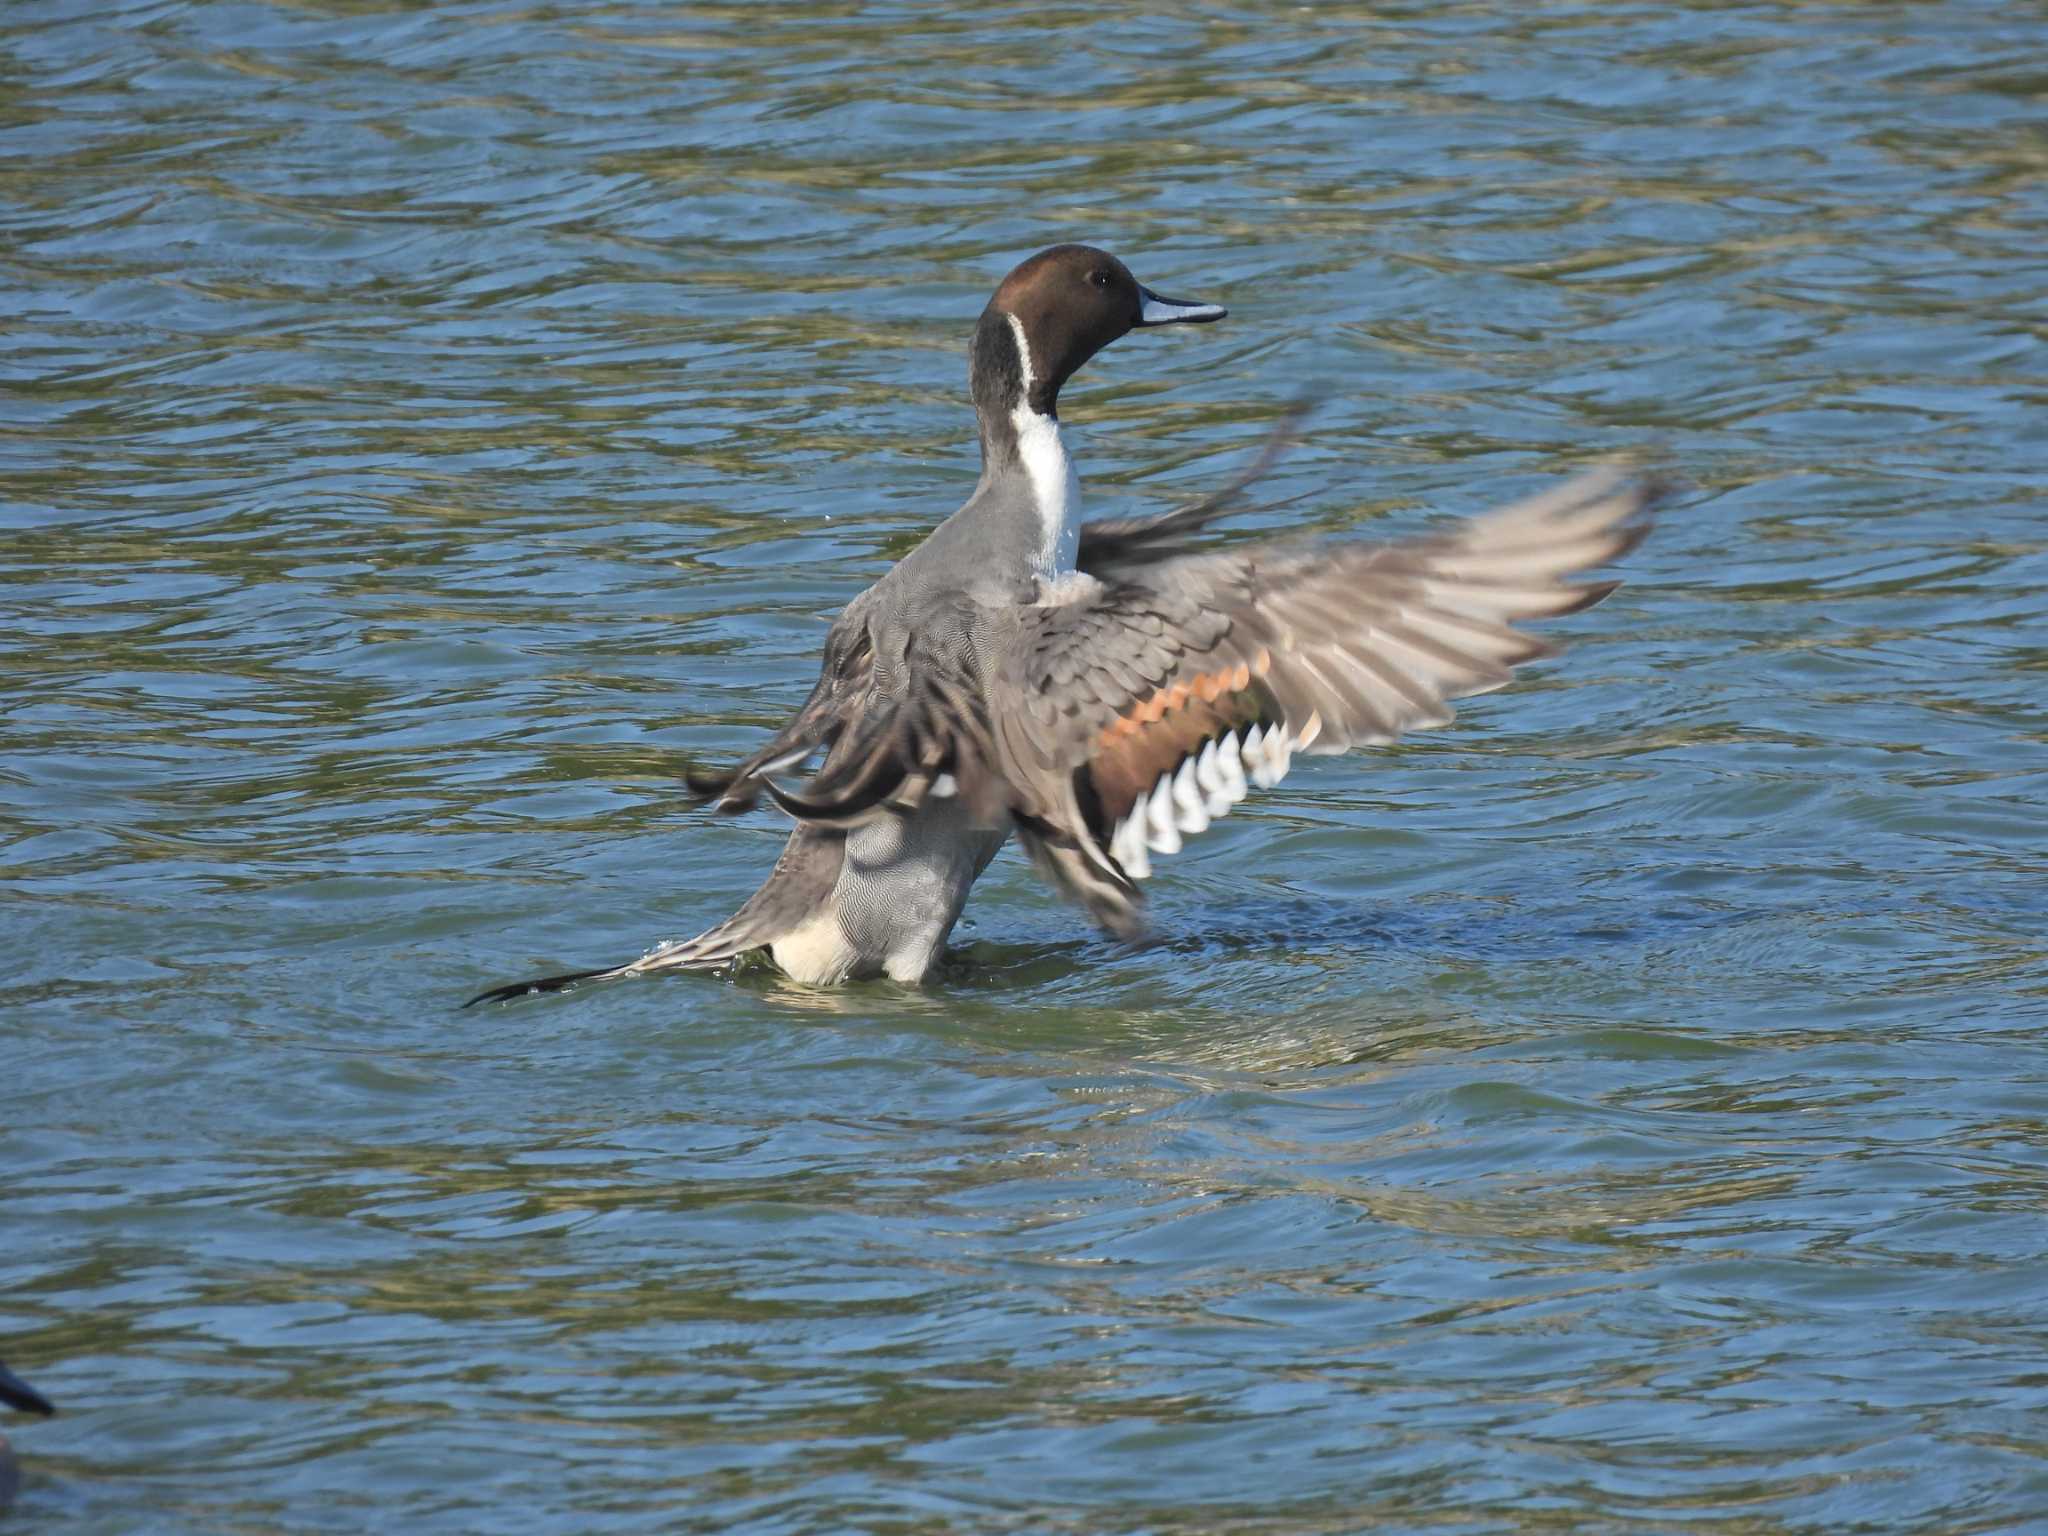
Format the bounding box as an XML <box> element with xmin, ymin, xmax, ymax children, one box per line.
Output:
<box><xmin>943</xmin><ymin>887</ymin><xmax>1771</xmax><ymax>985</ymax></box>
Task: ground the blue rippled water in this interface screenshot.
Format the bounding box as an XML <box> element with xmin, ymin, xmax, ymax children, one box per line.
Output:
<box><xmin>4</xmin><ymin>2</ymin><xmax>2046</xmax><ymax>1531</ymax></box>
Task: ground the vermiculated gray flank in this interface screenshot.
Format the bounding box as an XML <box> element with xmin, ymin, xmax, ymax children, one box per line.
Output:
<box><xmin>469</xmin><ymin>245</ymin><xmax>1654</xmax><ymax>1003</ymax></box>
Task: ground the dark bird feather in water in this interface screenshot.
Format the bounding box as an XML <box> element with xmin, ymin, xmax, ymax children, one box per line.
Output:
<box><xmin>0</xmin><ymin>1362</ymin><xmax>52</xmax><ymax>1417</ymax></box>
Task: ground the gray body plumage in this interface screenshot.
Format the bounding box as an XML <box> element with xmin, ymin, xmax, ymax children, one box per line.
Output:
<box><xmin>467</xmin><ymin>247</ymin><xmax>1656</xmax><ymax>1006</ymax></box>
<box><xmin>652</xmin><ymin>476</ymin><xmax>1044</xmax><ymax>986</ymax></box>
<box><xmin>812</xmin><ymin>508</ymin><xmax>1029</xmax><ymax>980</ymax></box>
<box><xmin>819</xmin><ymin>808</ymin><xmax>1007</xmax><ymax>984</ymax></box>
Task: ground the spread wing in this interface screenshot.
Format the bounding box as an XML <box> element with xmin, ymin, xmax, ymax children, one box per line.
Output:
<box><xmin>685</xmin><ymin>584</ymin><xmax>1011</xmax><ymax>830</ymax></box>
<box><xmin>686</xmin><ymin>470</ymin><xmax>1656</xmax><ymax>942</ymax></box>
<box><xmin>683</xmin><ymin>594</ymin><xmax>878</xmax><ymax>815</ymax></box>
<box><xmin>992</xmin><ymin>470</ymin><xmax>1659</xmax><ymax>935</ymax></box>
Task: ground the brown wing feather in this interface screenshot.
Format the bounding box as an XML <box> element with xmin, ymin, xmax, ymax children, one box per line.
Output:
<box><xmin>1085</xmin><ymin>656</ymin><xmax>1264</xmax><ymax>826</ymax></box>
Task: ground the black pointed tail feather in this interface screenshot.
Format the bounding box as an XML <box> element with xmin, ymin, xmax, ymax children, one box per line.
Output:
<box><xmin>0</xmin><ymin>1362</ymin><xmax>53</xmax><ymax>1417</ymax></box>
<box><xmin>465</xmin><ymin>914</ymin><xmax>780</xmax><ymax>1007</ymax></box>
<box><xmin>463</xmin><ymin>963</ymin><xmax>626</xmax><ymax>1009</ymax></box>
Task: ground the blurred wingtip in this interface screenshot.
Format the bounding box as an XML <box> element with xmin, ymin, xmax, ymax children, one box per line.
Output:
<box><xmin>0</xmin><ymin>1365</ymin><xmax>53</xmax><ymax>1419</ymax></box>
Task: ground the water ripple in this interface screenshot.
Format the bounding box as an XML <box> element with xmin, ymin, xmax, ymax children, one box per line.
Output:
<box><xmin>6</xmin><ymin>1</ymin><xmax>2048</xmax><ymax>1531</ymax></box>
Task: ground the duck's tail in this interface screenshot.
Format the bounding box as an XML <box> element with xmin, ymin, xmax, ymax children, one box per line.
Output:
<box><xmin>463</xmin><ymin>826</ymin><xmax>844</xmax><ymax>1007</ymax></box>
<box><xmin>462</xmin><ymin>917</ymin><xmax>766</xmax><ymax>1008</ymax></box>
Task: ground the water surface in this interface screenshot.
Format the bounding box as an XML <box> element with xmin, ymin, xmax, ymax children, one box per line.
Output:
<box><xmin>5</xmin><ymin>2</ymin><xmax>2047</xmax><ymax>1531</ymax></box>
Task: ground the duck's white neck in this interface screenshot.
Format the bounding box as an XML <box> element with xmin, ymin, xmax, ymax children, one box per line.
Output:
<box><xmin>1007</xmin><ymin>314</ymin><xmax>1080</xmax><ymax>577</ymax></box>
<box><xmin>1011</xmin><ymin>405</ymin><xmax>1079</xmax><ymax>577</ymax></box>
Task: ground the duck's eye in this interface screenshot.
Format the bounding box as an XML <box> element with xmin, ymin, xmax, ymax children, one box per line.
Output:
<box><xmin>1088</xmin><ymin>268</ymin><xmax>1111</xmax><ymax>289</ymax></box>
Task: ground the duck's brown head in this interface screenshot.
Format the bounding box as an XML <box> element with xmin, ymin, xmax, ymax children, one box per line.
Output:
<box><xmin>971</xmin><ymin>245</ymin><xmax>1225</xmax><ymax>427</ymax></box>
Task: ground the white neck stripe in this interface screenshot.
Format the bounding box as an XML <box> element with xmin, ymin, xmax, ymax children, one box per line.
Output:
<box><xmin>1002</xmin><ymin>312</ymin><xmax>1077</xmax><ymax>577</ymax></box>
<box><xmin>1006</xmin><ymin>312</ymin><xmax>1035</xmax><ymax>394</ymax></box>
<box><xmin>1012</xmin><ymin>406</ymin><xmax>1078</xmax><ymax>578</ymax></box>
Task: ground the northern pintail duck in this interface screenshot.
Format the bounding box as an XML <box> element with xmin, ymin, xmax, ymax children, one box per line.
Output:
<box><xmin>469</xmin><ymin>245</ymin><xmax>1652</xmax><ymax>1002</ymax></box>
